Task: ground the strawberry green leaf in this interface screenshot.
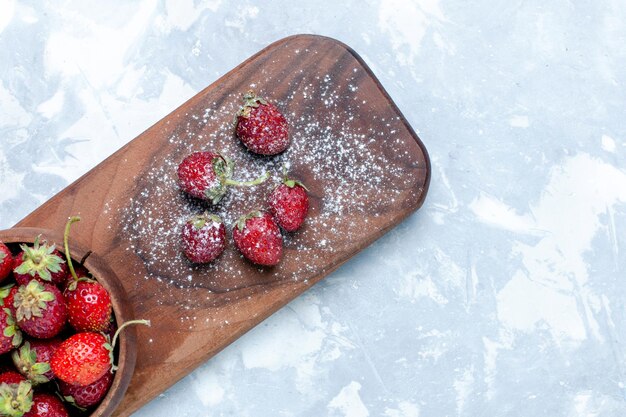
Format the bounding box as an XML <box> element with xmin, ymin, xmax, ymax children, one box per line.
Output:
<box><xmin>191</xmin><ymin>216</ymin><xmax>207</xmax><ymax>230</ymax></box>
<box><xmin>3</xmin><ymin>311</ymin><xmax>20</xmax><ymax>347</ymax></box>
<box><xmin>204</xmin><ymin>183</ymin><xmax>227</xmax><ymax>205</ymax></box>
<box><xmin>3</xmin><ymin>327</ymin><xmax>13</xmax><ymax>337</ymax></box>
<box><xmin>12</xmin><ymin>342</ymin><xmax>46</xmax><ymax>384</ymax></box>
<box><xmin>212</xmin><ymin>155</ymin><xmax>230</xmax><ymax>179</ymax></box>
<box><xmin>19</xmin><ymin>342</ymin><xmax>34</xmax><ymax>360</ymax></box>
<box><xmin>14</xmin><ymin>239</ymin><xmax>65</xmax><ymax>282</ymax></box>
<box><xmin>207</xmin><ymin>214</ymin><xmax>222</xmax><ymax>224</ymax></box>
<box><xmin>283</xmin><ymin>177</ymin><xmax>309</xmax><ymax>191</ymax></box>
<box><xmin>38</xmin><ymin>268</ymin><xmax>52</xmax><ymax>281</ymax></box>
<box><xmin>16</xmin><ymin>309</ymin><xmax>27</xmax><ymax>321</ymax></box>
<box><xmin>62</xmin><ymin>395</ymin><xmax>87</xmax><ymax>411</ymax></box>
<box><xmin>235</xmin><ymin>216</ymin><xmax>247</xmax><ymax>232</ymax></box>
<box><xmin>16</xmin><ymin>381</ymin><xmax>32</xmax><ymax>404</ymax></box>
<box><xmin>0</xmin><ymin>285</ymin><xmax>13</xmax><ymax>300</ymax></box>
<box><xmin>13</xmin><ymin>262</ymin><xmax>31</xmax><ymax>275</ymax></box>
<box><xmin>30</xmin><ymin>363</ymin><xmax>50</xmax><ymax>375</ymax></box>
<box><xmin>39</xmin><ymin>291</ymin><xmax>55</xmax><ymax>302</ymax></box>
<box><xmin>11</xmin><ymin>331</ymin><xmax>22</xmax><ymax>348</ymax></box>
<box><xmin>15</xmin><ymin>282</ymin><xmax>54</xmax><ymax>321</ymax></box>
<box><xmin>221</xmin><ymin>154</ymin><xmax>234</xmax><ymax>179</ymax></box>
<box><xmin>236</xmin><ymin>210</ymin><xmax>264</xmax><ymax>231</ymax></box>
<box><xmin>0</xmin><ymin>380</ymin><xmax>33</xmax><ymax>417</ymax></box>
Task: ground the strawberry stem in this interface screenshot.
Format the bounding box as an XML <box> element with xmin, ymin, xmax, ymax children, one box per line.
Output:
<box><xmin>111</xmin><ymin>319</ymin><xmax>151</xmax><ymax>351</ymax></box>
<box><xmin>110</xmin><ymin>319</ymin><xmax>150</xmax><ymax>372</ymax></box>
<box><xmin>63</xmin><ymin>216</ymin><xmax>81</xmax><ymax>283</ymax></box>
<box><xmin>223</xmin><ymin>171</ymin><xmax>269</xmax><ymax>187</ymax></box>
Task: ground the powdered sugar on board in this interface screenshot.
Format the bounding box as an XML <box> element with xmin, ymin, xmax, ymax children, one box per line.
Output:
<box><xmin>118</xmin><ymin>56</ymin><xmax>424</xmax><ymax>310</ymax></box>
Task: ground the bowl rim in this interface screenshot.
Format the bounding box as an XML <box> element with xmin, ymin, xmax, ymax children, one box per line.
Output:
<box><xmin>0</xmin><ymin>227</ymin><xmax>136</xmax><ymax>417</ymax></box>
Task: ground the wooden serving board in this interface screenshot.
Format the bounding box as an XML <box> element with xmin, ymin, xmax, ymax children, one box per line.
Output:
<box><xmin>14</xmin><ymin>35</ymin><xmax>430</xmax><ymax>415</ymax></box>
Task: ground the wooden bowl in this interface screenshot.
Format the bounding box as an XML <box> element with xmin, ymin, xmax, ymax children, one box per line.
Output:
<box><xmin>0</xmin><ymin>227</ymin><xmax>136</xmax><ymax>417</ymax></box>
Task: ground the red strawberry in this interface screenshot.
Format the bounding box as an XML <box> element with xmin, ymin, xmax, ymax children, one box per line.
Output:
<box><xmin>13</xmin><ymin>237</ymin><xmax>67</xmax><ymax>286</ymax></box>
<box><xmin>61</xmin><ymin>216</ymin><xmax>112</xmax><ymax>333</ymax></box>
<box><xmin>14</xmin><ymin>281</ymin><xmax>67</xmax><ymax>339</ymax></box>
<box><xmin>51</xmin><ymin>319</ymin><xmax>150</xmax><ymax>387</ymax></box>
<box><xmin>233</xmin><ymin>211</ymin><xmax>283</xmax><ymax>266</ymax></box>
<box><xmin>177</xmin><ymin>151</ymin><xmax>268</xmax><ymax>204</ymax></box>
<box><xmin>65</xmin><ymin>281</ymin><xmax>112</xmax><ymax>333</ymax></box>
<box><xmin>0</xmin><ymin>242</ymin><xmax>14</xmax><ymax>283</ymax></box>
<box><xmin>50</xmin><ymin>332</ymin><xmax>111</xmax><ymax>386</ymax></box>
<box><xmin>0</xmin><ymin>370</ymin><xmax>26</xmax><ymax>385</ymax></box>
<box><xmin>102</xmin><ymin>318</ymin><xmax>117</xmax><ymax>341</ymax></box>
<box><xmin>23</xmin><ymin>393</ymin><xmax>68</xmax><ymax>417</ymax></box>
<box><xmin>182</xmin><ymin>213</ymin><xmax>226</xmax><ymax>263</ymax></box>
<box><xmin>235</xmin><ymin>91</ymin><xmax>289</xmax><ymax>155</ymax></box>
<box><xmin>12</xmin><ymin>339</ymin><xmax>61</xmax><ymax>384</ymax></box>
<box><xmin>0</xmin><ymin>378</ymin><xmax>33</xmax><ymax>416</ymax></box>
<box><xmin>59</xmin><ymin>371</ymin><xmax>113</xmax><ymax>408</ymax></box>
<box><xmin>268</xmin><ymin>173</ymin><xmax>309</xmax><ymax>232</ymax></box>
<box><xmin>0</xmin><ymin>285</ymin><xmax>18</xmax><ymax>316</ymax></box>
<box><xmin>0</xmin><ymin>307</ymin><xmax>22</xmax><ymax>355</ymax></box>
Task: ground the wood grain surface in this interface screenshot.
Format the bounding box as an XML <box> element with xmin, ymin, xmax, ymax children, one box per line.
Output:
<box><xmin>14</xmin><ymin>35</ymin><xmax>430</xmax><ymax>415</ymax></box>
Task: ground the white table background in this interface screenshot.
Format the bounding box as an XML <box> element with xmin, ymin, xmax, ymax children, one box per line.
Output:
<box><xmin>1</xmin><ymin>1</ymin><xmax>625</xmax><ymax>416</ymax></box>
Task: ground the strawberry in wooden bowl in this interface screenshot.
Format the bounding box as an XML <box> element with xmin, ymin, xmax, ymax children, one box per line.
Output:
<box><xmin>0</xmin><ymin>217</ymin><xmax>148</xmax><ymax>417</ymax></box>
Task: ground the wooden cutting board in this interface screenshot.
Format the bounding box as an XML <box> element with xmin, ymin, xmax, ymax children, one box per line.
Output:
<box><xmin>14</xmin><ymin>35</ymin><xmax>430</xmax><ymax>415</ymax></box>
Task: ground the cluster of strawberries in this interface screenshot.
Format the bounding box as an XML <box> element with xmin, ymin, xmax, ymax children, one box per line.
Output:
<box><xmin>0</xmin><ymin>218</ymin><xmax>147</xmax><ymax>417</ymax></box>
<box><xmin>177</xmin><ymin>91</ymin><xmax>310</xmax><ymax>266</ymax></box>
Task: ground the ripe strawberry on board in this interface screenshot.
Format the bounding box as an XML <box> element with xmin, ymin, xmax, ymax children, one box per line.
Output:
<box><xmin>177</xmin><ymin>151</ymin><xmax>268</xmax><ymax>204</ymax></box>
<box><xmin>0</xmin><ymin>377</ymin><xmax>33</xmax><ymax>417</ymax></box>
<box><xmin>0</xmin><ymin>307</ymin><xmax>22</xmax><ymax>355</ymax></box>
<box><xmin>13</xmin><ymin>237</ymin><xmax>68</xmax><ymax>286</ymax></box>
<box><xmin>23</xmin><ymin>393</ymin><xmax>68</xmax><ymax>417</ymax></box>
<box><xmin>233</xmin><ymin>211</ymin><xmax>283</xmax><ymax>266</ymax></box>
<box><xmin>14</xmin><ymin>281</ymin><xmax>67</xmax><ymax>339</ymax></box>
<box><xmin>59</xmin><ymin>371</ymin><xmax>113</xmax><ymax>409</ymax></box>
<box><xmin>235</xmin><ymin>90</ymin><xmax>290</xmax><ymax>155</ymax></box>
<box><xmin>181</xmin><ymin>213</ymin><xmax>226</xmax><ymax>263</ymax></box>
<box><xmin>268</xmin><ymin>171</ymin><xmax>310</xmax><ymax>232</ymax></box>
<box><xmin>12</xmin><ymin>339</ymin><xmax>61</xmax><ymax>385</ymax></box>
<box><xmin>62</xmin><ymin>217</ymin><xmax>112</xmax><ymax>333</ymax></box>
<box><xmin>0</xmin><ymin>242</ymin><xmax>14</xmax><ymax>283</ymax></box>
